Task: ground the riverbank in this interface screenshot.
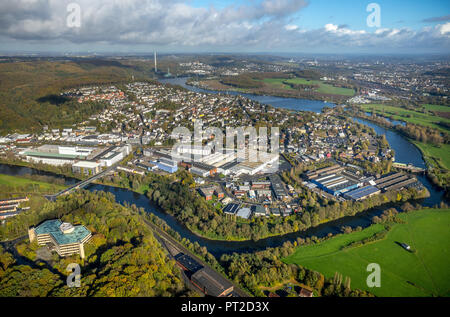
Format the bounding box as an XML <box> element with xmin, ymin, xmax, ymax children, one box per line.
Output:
<box><xmin>159</xmin><ymin>77</ymin><xmax>336</xmax><ymax>113</ymax></box>
<box><xmin>187</xmin><ymin>79</ymin><xmax>342</xmax><ymax>103</ymax></box>
<box><xmin>351</xmin><ymin>113</ymin><xmax>449</xmax><ymax>198</ymax></box>
<box><xmin>0</xmin><ymin>173</ymin><xmax>67</xmax><ymax>196</ymax></box>
<box><xmin>186</xmin><ymin>74</ymin><xmax>353</xmax><ymax>104</ymax></box>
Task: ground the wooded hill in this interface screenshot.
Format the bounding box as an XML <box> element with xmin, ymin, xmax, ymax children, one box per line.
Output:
<box><xmin>0</xmin><ymin>58</ymin><xmax>156</xmax><ymax>134</ymax></box>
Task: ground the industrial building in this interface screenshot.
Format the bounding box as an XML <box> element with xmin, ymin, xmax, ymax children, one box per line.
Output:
<box><xmin>252</xmin><ymin>205</ymin><xmax>267</xmax><ymax>217</ymax></box>
<box><xmin>223</xmin><ymin>203</ymin><xmax>240</xmax><ymax>216</ymax></box>
<box><xmin>374</xmin><ymin>172</ymin><xmax>418</xmax><ymax>192</ymax></box>
<box><xmin>0</xmin><ymin>197</ymin><xmax>29</xmax><ymax>220</ymax></box>
<box><xmin>191</xmin><ymin>269</ymin><xmax>234</xmax><ymax>297</ymax></box>
<box><xmin>344</xmin><ymin>185</ymin><xmax>381</xmax><ymax>201</ymax></box>
<box><xmin>150</xmin><ymin>157</ymin><xmax>178</xmax><ymax>173</ymax></box>
<box><xmin>236</xmin><ymin>207</ymin><xmax>252</xmax><ymax>219</ymax></box>
<box><xmin>28</xmin><ymin>219</ymin><xmax>92</xmax><ymax>259</ymax></box>
<box><xmin>198</xmin><ymin>187</ymin><xmax>214</xmax><ymax>200</ymax></box>
<box><xmin>189</xmin><ymin>162</ymin><xmax>217</xmax><ymax>177</ymax></box>
<box><xmin>307</xmin><ymin>165</ymin><xmax>361</xmax><ymax>196</ymax></box>
<box><xmin>72</xmin><ymin>161</ymin><xmax>102</xmax><ymax>176</ymax></box>
<box><xmin>20</xmin><ymin>144</ymin><xmax>95</xmax><ymax>166</ymax></box>
<box><xmin>19</xmin><ymin>144</ymin><xmax>130</xmax><ymax>169</ymax></box>
<box><xmin>174</xmin><ymin>252</ymin><xmax>234</xmax><ymax>297</ymax></box>
<box><xmin>269</xmin><ymin>174</ymin><xmax>289</xmax><ymax>200</ymax></box>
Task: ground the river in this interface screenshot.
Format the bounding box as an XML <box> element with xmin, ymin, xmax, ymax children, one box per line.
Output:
<box><xmin>159</xmin><ymin>77</ymin><xmax>336</xmax><ymax>113</ymax></box>
<box><xmin>0</xmin><ymin>81</ymin><xmax>444</xmax><ymax>257</ymax></box>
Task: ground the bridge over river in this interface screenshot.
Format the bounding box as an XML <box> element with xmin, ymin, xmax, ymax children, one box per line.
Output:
<box><xmin>392</xmin><ymin>162</ymin><xmax>426</xmax><ymax>173</ymax></box>
<box><xmin>45</xmin><ymin>164</ymin><xmax>118</xmax><ymax>201</ymax></box>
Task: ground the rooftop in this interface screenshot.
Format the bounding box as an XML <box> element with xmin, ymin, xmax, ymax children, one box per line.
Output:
<box><xmin>35</xmin><ymin>219</ymin><xmax>91</xmax><ymax>245</ymax></box>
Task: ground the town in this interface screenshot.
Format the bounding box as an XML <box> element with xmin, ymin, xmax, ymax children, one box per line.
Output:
<box><xmin>0</xmin><ymin>79</ymin><xmax>426</xmax><ymax>225</ymax></box>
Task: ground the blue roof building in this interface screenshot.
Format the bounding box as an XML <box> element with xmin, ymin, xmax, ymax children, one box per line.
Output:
<box><xmin>344</xmin><ymin>185</ymin><xmax>381</xmax><ymax>201</ymax></box>
<box><xmin>29</xmin><ymin>219</ymin><xmax>92</xmax><ymax>258</ymax></box>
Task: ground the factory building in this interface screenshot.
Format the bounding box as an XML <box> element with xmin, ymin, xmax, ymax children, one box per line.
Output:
<box><xmin>72</xmin><ymin>161</ymin><xmax>102</xmax><ymax>176</ymax></box>
<box><xmin>223</xmin><ymin>203</ymin><xmax>240</xmax><ymax>214</ymax></box>
<box><xmin>150</xmin><ymin>157</ymin><xmax>178</xmax><ymax>173</ymax></box>
<box><xmin>252</xmin><ymin>205</ymin><xmax>267</xmax><ymax>217</ymax></box>
<box><xmin>174</xmin><ymin>252</ymin><xmax>234</xmax><ymax>297</ymax></box>
<box><xmin>307</xmin><ymin>165</ymin><xmax>361</xmax><ymax>196</ymax></box>
<box><xmin>98</xmin><ymin>150</ymin><xmax>123</xmax><ymax>167</ymax></box>
<box><xmin>20</xmin><ymin>144</ymin><xmax>94</xmax><ymax>166</ymax></box>
<box><xmin>269</xmin><ymin>174</ymin><xmax>289</xmax><ymax>200</ymax></box>
<box><xmin>189</xmin><ymin>162</ymin><xmax>217</xmax><ymax>177</ymax></box>
<box><xmin>198</xmin><ymin>187</ymin><xmax>214</xmax><ymax>200</ymax></box>
<box><xmin>236</xmin><ymin>207</ymin><xmax>252</xmax><ymax>219</ymax></box>
<box><xmin>374</xmin><ymin>172</ymin><xmax>418</xmax><ymax>191</ymax></box>
<box><xmin>344</xmin><ymin>185</ymin><xmax>381</xmax><ymax>201</ymax></box>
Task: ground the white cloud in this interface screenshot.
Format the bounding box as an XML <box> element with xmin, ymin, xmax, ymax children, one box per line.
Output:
<box><xmin>439</xmin><ymin>22</ymin><xmax>450</xmax><ymax>35</ymax></box>
<box><xmin>0</xmin><ymin>0</ymin><xmax>449</xmax><ymax>52</ymax></box>
<box><xmin>285</xmin><ymin>24</ymin><xmax>299</xmax><ymax>31</ymax></box>
<box><xmin>324</xmin><ymin>23</ymin><xmax>338</xmax><ymax>32</ymax></box>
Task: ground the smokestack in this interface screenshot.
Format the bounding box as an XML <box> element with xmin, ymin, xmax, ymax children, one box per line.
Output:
<box><xmin>154</xmin><ymin>50</ymin><xmax>157</xmax><ymax>73</ymax></box>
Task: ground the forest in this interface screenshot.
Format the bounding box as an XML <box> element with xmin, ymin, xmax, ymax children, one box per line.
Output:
<box><xmin>0</xmin><ymin>190</ymin><xmax>193</xmax><ymax>297</ymax></box>
<box><xmin>0</xmin><ymin>59</ymin><xmax>155</xmax><ymax>134</ymax></box>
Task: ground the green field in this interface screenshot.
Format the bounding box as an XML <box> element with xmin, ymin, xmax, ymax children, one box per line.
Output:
<box><xmin>0</xmin><ymin>174</ymin><xmax>66</xmax><ymax>193</ymax></box>
<box><xmin>422</xmin><ymin>104</ymin><xmax>450</xmax><ymax>113</ymax></box>
<box><xmin>413</xmin><ymin>141</ymin><xmax>450</xmax><ymax>170</ymax></box>
<box><xmin>361</xmin><ymin>104</ymin><xmax>450</xmax><ymax>133</ymax></box>
<box><xmin>283</xmin><ymin>209</ymin><xmax>450</xmax><ymax>297</ymax></box>
<box><xmin>262</xmin><ymin>77</ymin><xmax>355</xmax><ymax>96</ymax></box>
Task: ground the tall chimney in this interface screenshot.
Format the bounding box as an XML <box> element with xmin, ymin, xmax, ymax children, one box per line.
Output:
<box><xmin>154</xmin><ymin>50</ymin><xmax>157</xmax><ymax>73</ymax></box>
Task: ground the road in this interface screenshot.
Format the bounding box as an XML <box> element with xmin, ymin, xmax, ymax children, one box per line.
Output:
<box><xmin>45</xmin><ymin>164</ymin><xmax>118</xmax><ymax>201</ymax></box>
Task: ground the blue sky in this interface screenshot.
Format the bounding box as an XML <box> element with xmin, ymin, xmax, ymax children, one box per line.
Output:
<box><xmin>191</xmin><ymin>0</ymin><xmax>450</xmax><ymax>30</ymax></box>
<box><xmin>0</xmin><ymin>0</ymin><xmax>449</xmax><ymax>54</ymax></box>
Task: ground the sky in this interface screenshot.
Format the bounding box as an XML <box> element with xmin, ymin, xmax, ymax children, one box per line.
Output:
<box><xmin>0</xmin><ymin>0</ymin><xmax>449</xmax><ymax>54</ymax></box>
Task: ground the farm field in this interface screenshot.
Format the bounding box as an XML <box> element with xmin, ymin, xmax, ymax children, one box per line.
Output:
<box><xmin>0</xmin><ymin>174</ymin><xmax>66</xmax><ymax>194</ymax></box>
<box><xmin>413</xmin><ymin>141</ymin><xmax>450</xmax><ymax>170</ymax></box>
<box><xmin>361</xmin><ymin>104</ymin><xmax>450</xmax><ymax>133</ymax></box>
<box><xmin>282</xmin><ymin>208</ymin><xmax>450</xmax><ymax>297</ymax></box>
<box><xmin>262</xmin><ymin>77</ymin><xmax>355</xmax><ymax>96</ymax></box>
<box><xmin>422</xmin><ymin>104</ymin><xmax>450</xmax><ymax>113</ymax></box>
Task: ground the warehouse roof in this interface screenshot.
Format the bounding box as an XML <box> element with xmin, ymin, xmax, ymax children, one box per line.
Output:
<box><xmin>191</xmin><ymin>268</ymin><xmax>233</xmax><ymax>297</ymax></box>
<box><xmin>344</xmin><ymin>185</ymin><xmax>380</xmax><ymax>200</ymax></box>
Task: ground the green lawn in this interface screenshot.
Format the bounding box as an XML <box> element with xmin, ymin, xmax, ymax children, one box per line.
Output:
<box><xmin>361</xmin><ymin>104</ymin><xmax>450</xmax><ymax>133</ymax></box>
<box><xmin>284</xmin><ymin>78</ymin><xmax>355</xmax><ymax>96</ymax></box>
<box><xmin>261</xmin><ymin>77</ymin><xmax>355</xmax><ymax>96</ymax></box>
<box><xmin>413</xmin><ymin>141</ymin><xmax>450</xmax><ymax>170</ymax></box>
<box><xmin>283</xmin><ymin>209</ymin><xmax>450</xmax><ymax>297</ymax></box>
<box><xmin>423</xmin><ymin>104</ymin><xmax>450</xmax><ymax>113</ymax></box>
<box><xmin>0</xmin><ymin>174</ymin><xmax>66</xmax><ymax>193</ymax></box>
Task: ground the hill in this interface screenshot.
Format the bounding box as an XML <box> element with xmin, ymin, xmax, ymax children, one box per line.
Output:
<box><xmin>0</xmin><ymin>58</ymin><xmax>155</xmax><ymax>134</ymax></box>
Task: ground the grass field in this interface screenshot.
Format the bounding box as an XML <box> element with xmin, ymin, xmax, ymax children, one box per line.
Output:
<box><xmin>261</xmin><ymin>77</ymin><xmax>355</xmax><ymax>96</ymax></box>
<box><xmin>413</xmin><ymin>141</ymin><xmax>450</xmax><ymax>170</ymax></box>
<box><xmin>361</xmin><ymin>104</ymin><xmax>450</xmax><ymax>133</ymax></box>
<box><xmin>0</xmin><ymin>174</ymin><xmax>66</xmax><ymax>193</ymax></box>
<box><xmin>284</xmin><ymin>78</ymin><xmax>355</xmax><ymax>96</ymax></box>
<box><xmin>422</xmin><ymin>104</ymin><xmax>450</xmax><ymax>113</ymax></box>
<box><xmin>283</xmin><ymin>208</ymin><xmax>450</xmax><ymax>297</ymax></box>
